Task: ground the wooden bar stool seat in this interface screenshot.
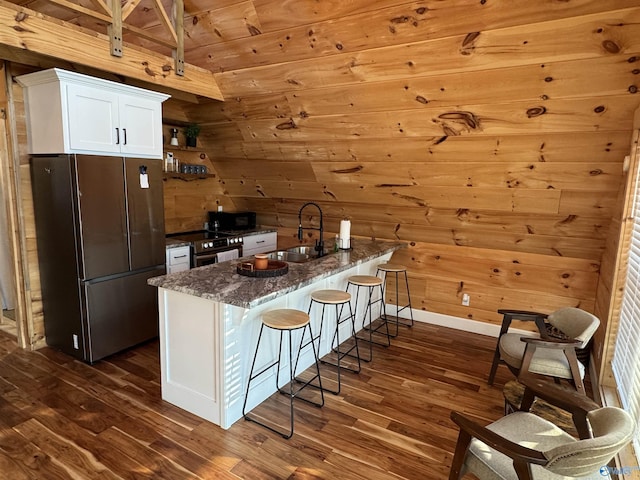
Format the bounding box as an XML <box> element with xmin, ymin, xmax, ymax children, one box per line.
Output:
<box><xmin>376</xmin><ymin>263</ymin><xmax>414</xmax><ymax>336</ymax></box>
<box><xmin>242</xmin><ymin>308</ymin><xmax>324</xmax><ymax>439</ymax></box>
<box><xmin>308</xmin><ymin>289</ymin><xmax>360</xmax><ymax>395</ymax></box>
<box><xmin>346</xmin><ymin>275</ymin><xmax>390</xmax><ymax>362</ymax></box>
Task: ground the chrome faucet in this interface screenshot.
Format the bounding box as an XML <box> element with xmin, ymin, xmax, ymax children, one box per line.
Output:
<box><xmin>298</xmin><ymin>202</ymin><xmax>325</xmax><ymax>257</ymax></box>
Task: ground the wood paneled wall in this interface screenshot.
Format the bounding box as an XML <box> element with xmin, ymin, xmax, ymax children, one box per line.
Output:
<box><xmin>161</xmin><ymin>1</ymin><xmax>640</xmax><ymax>370</ymax></box>
<box><xmin>4</xmin><ymin>1</ymin><xmax>640</xmax><ymax>368</ymax></box>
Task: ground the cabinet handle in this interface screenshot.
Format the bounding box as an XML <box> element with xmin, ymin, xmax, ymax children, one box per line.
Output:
<box><xmin>256</xmin><ymin>240</ymin><xmax>265</xmax><ymax>243</ymax></box>
<box><xmin>115</xmin><ymin>127</ymin><xmax>120</xmax><ymax>144</ymax></box>
<box><xmin>173</xmin><ymin>254</ymin><xmax>188</xmax><ymax>259</ymax></box>
<box><xmin>123</xmin><ymin>128</ymin><xmax>127</xmax><ymax>145</ymax></box>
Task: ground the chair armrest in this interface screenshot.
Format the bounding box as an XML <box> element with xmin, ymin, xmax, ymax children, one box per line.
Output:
<box><xmin>450</xmin><ymin>411</ymin><xmax>548</xmax><ymax>466</ymax></box>
<box><xmin>518</xmin><ymin>375</ymin><xmax>599</xmax><ymax>438</ymax></box>
<box><xmin>519</xmin><ymin>376</ymin><xmax>599</xmax><ymax>412</ymax></box>
<box><xmin>520</xmin><ymin>337</ymin><xmax>580</xmax><ymax>348</ymax></box>
<box><xmin>498</xmin><ymin>309</ymin><xmax>548</xmax><ymax>320</ymax></box>
<box><xmin>497</xmin><ymin>310</ymin><xmax>549</xmax><ymax>338</ymax></box>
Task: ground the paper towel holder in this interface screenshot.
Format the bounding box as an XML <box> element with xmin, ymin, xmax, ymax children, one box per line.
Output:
<box><xmin>339</xmin><ymin>236</ymin><xmax>352</xmax><ymax>250</ymax></box>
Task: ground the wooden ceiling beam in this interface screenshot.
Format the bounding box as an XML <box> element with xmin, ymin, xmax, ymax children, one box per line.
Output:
<box><xmin>88</xmin><ymin>0</ymin><xmax>111</xmax><ymax>16</ymax></box>
<box><xmin>151</xmin><ymin>0</ymin><xmax>177</xmax><ymax>45</ymax></box>
<box><xmin>122</xmin><ymin>0</ymin><xmax>143</xmax><ymax>21</ymax></box>
<box><xmin>38</xmin><ymin>0</ymin><xmax>178</xmax><ymax>49</ymax></box>
<box><xmin>0</xmin><ymin>1</ymin><xmax>223</xmax><ymax>100</ymax></box>
<box><xmin>48</xmin><ymin>0</ymin><xmax>110</xmax><ymax>22</ymax></box>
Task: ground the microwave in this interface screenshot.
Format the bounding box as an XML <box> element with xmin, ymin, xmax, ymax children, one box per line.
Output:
<box><xmin>209</xmin><ymin>211</ymin><xmax>256</xmax><ymax>231</ymax></box>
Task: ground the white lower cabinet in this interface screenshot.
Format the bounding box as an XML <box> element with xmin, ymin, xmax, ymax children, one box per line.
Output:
<box><xmin>166</xmin><ymin>246</ymin><xmax>191</xmax><ymax>273</ymax></box>
<box><xmin>242</xmin><ymin>231</ymin><xmax>277</xmax><ymax>256</ymax></box>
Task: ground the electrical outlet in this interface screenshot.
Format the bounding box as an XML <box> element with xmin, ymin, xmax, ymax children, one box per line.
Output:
<box><xmin>462</xmin><ymin>293</ymin><xmax>470</xmax><ymax>306</ymax></box>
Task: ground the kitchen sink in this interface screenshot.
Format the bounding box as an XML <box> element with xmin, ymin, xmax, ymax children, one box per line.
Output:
<box><xmin>286</xmin><ymin>245</ymin><xmax>329</xmax><ymax>256</ymax></box>
<box><xmin>265</xmin><ymin>245</ymin><xmax>330</xmax><ymax>263</ymax></box>
<box><xmin>265</xmin><ymin>251</ymin><xmax>312</xmax><ymax>263</ymax></box>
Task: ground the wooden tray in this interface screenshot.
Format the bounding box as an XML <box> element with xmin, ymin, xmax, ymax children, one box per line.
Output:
<box><xmin>237</xmin><ymin>260</ymin><xmax>289</xmax><ymax>277</ymax></box>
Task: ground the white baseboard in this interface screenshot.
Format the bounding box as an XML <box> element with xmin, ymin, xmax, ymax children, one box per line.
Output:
<box><xmin>385</xmin><ymin>304</ymin><xmax>534</xmax><ymax>339</ymax></box>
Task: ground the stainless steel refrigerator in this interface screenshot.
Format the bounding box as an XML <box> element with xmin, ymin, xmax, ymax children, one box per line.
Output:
<box><xmin>30</xmin><ymin>154</ymin><xmax>165</xmax><ymax>363</ymax></box>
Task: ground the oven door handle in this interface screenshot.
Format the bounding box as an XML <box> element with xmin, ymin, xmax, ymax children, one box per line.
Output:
<box><xmin>193</xmin><ymin>248</ymin><xmax>241</xmax><ymax>267</ymax></box>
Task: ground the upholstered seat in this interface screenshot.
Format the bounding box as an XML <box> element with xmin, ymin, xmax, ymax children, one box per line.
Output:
<box><xmin>490</xmin><ymin>307</ymin><xmax>599</xmax><ymax>394</ymax></box>
<box><xmin>450</xmin><ymin>377</ymin><xmax>634</xmax><ymax>480</ymax></box>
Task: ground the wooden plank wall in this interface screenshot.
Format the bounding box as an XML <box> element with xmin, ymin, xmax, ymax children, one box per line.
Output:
<box><xmin>4</xmin><ymin>1</ymin><xmax>640</xmax><ymax>365</ymax></box>
<box><xmin>160</xmin><ymin>1</ymin><xmax>640</xmax><ymax>367</ymax></box>
<box><xmin>7</xmin><ymin>63</ymin><xmax>46</xmax><ymax>348</ymax></box>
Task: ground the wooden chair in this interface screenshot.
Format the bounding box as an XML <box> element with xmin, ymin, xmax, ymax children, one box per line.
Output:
<box><xmin>487</xmin><ymin>307</ymin><xmax>600</xmax><ymax>394</ymax></box>
<box><xmin>449</xmin><ymin>376</ymin><xmax>634</xmax><ymax>480</ymax></box>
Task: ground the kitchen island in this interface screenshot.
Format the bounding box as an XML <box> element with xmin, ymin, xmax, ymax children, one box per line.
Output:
<box><xmin>148</xmin><ymin>238</ymin><xmax>406</xmax><ymax>429</ymax></box>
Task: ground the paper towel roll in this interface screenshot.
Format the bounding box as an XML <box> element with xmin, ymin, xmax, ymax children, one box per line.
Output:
<box><xmin>339</xmin><ymin>219</ymin><xmax>351</xmax><ymax>249</ymax></box>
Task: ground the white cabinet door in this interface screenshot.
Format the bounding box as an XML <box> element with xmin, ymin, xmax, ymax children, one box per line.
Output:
<box><xmin>17</xmin><ymin>68</ymin><xmax>170</xmax><ymax>158</ymax></box>
<box><xmin>120</xmin><ymin>94</ymin><xmax>164</xmax><ymax>158</ymax></box>
<box><xmin>66</xmin><ymin>83</ymin><xmax>121</xmax><ymax>154</ymax></box>
<box><xmin>243</xmin><ymin>232</ymin><xmax>277</xmax><ymax>256</ymax></box>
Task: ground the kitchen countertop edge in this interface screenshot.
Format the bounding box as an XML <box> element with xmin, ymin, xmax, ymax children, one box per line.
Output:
<box><xmin>149</xmin><ymin>238</ymin><xmax>406</xmax><ymax>309</ymax></box>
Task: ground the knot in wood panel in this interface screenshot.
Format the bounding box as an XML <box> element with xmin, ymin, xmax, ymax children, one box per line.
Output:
<box><xmin>460</xmin><ymin>32</ymin><xmax>480</xmax><ymax>55</ymax></box>
<box><xmin>526</xmin><ymin>106</ymin><xmax>546</xmax><ymax>118</ymax></box>
<box><xmin>141</xmin><ymin>62</ymin><xmax>156</xmax><ymax>77</ymax></box>
<box><xmin>391</xmin><ymin>192</ymin><xmax>427</xmax><ymax>207</ymax></box>
<box><xmin>331</xmin><ymin>166</ymin><xmax>363</xmax><ymax>174</ymax></box>
<box><xmin>276</xmin><ymin>119</ymin><xmax>297</xmax><ymax>130</ymax></box>
<box><xmin>435</xmin><ymin>111</ymin><xmax>481</xmax><ymax>136</ymax></box>
<box><xmin>246</xmin><ymin>24</ymin><xmax>261</xmax><ymax>36</ymax></box>
<box><xmin>602</xmin><ymin>40</ymin><xmax>620</xmax><ymax>54</ymax></box>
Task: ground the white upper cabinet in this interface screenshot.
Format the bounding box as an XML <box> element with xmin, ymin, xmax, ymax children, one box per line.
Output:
<box><xmin>17</xmin><ymin>68</ymin><xmax>169</xmax><ymax>159</ymax></box>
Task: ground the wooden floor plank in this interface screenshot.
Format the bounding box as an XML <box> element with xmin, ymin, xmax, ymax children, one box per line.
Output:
<box><xmin>0</xmin><ymin>321</ymin><xmax>522</xmax><ymax>479</ymax></box>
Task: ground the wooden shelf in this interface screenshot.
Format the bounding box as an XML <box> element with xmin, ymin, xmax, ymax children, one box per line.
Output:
<box><xmin>163</xmin><ymin>145</ymin><xmax>202</xmax><ymax>153</ymax></box>
<box><xmin>163</xmin><ymin>172</ymin><xmax>216</xmax><ymax>181</ymax></box>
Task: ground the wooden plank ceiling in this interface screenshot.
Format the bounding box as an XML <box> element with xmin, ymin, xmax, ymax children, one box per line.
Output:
<box><xmin>7</xmin><ymin>1</ymin><xmax>640</xmax><ymax>343</ymax></box>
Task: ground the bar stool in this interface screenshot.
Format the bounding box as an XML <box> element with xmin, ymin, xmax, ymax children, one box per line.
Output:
<box><xmin>346</xmin><ymin>275</ymin><xmax>391</xmax><ymax>362</ymax></box>
<box><xmin>376</xmin><ymin>263</ymin><xmax>415</xmax><ymax>337</ymax></box>
<box><xmin>307</xmin><ymin>289</ymin><xmax>360</xmax><ymax>395</ymax></box>
<box><xmin>242</xmin><ymin>308</ymin><xmax>324</xmax><ymax>439</ymax></box>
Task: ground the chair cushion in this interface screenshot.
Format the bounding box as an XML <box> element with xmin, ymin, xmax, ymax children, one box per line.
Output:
<box><xmin>463</xmin><ymin>412</ymin><xmax>586</xmax><ymax>480</ymax></box>
<box><xmin>499</xmin><ymin>333</ymin><xmax>585</xmax><ymax>380</ymax></box>
<box><xmin>544</xmin><ymin>407</ymin><xmax>634</xmax><ymax>477</ymax></box>
<box><xmin>547</xmin><ymin>308</ymin><xmax>599</xmax><ymax>349</ymax></box>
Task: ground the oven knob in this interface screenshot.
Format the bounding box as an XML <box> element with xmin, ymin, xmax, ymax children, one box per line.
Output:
<box><xmin>205</xmin><ymin>242</ymin><xmax>212</xmax><ymax>248</ymax></box>
<box><xmin>230</xmin><ymin>238</ymin><xmax>235</xmax><ymax>244</ymax></box>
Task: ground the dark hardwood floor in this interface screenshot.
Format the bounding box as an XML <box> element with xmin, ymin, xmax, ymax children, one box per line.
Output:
<box><xmin>0</xmin><ymin>320</ymin><xmax>513</xmax><ymax>479</ymax></box>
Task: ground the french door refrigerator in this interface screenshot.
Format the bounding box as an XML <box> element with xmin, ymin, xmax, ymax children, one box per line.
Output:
<box><xmin>30</xmin><ymin>154</ymin><xmax>165</xmax><ymax>363</ymax></box>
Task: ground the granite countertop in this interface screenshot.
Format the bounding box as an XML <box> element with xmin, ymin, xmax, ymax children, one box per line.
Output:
<box><xmin>165</xmin><ymin>238</ymin><xmax>191</xmax><ymax>248</ymax></box>
<box><xmin>219</xmin><ymin>227</ymin><xmax>277</xmax><ymax>236</ymax></box>
<box><xmin>149</xmin><ymin>238</ymin><xmax>406</xmax><ymax>309</ymax></box>
<box><xmin>165</xmin><ymin>228</ymin><xmax>276</xmax><ymax>250</ymax></box>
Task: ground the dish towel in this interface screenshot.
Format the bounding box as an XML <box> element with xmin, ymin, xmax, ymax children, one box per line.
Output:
<box><xmin>217</xmin><ymin>249</ymin><xmax>240</xmax><ymax>263</ymax></box>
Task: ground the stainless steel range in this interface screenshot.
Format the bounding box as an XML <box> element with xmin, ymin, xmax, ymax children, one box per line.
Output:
<box><xmin>168</xmin><ymin>230</ymin><xmax>243</xmax><ymax>267</ymax></box>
